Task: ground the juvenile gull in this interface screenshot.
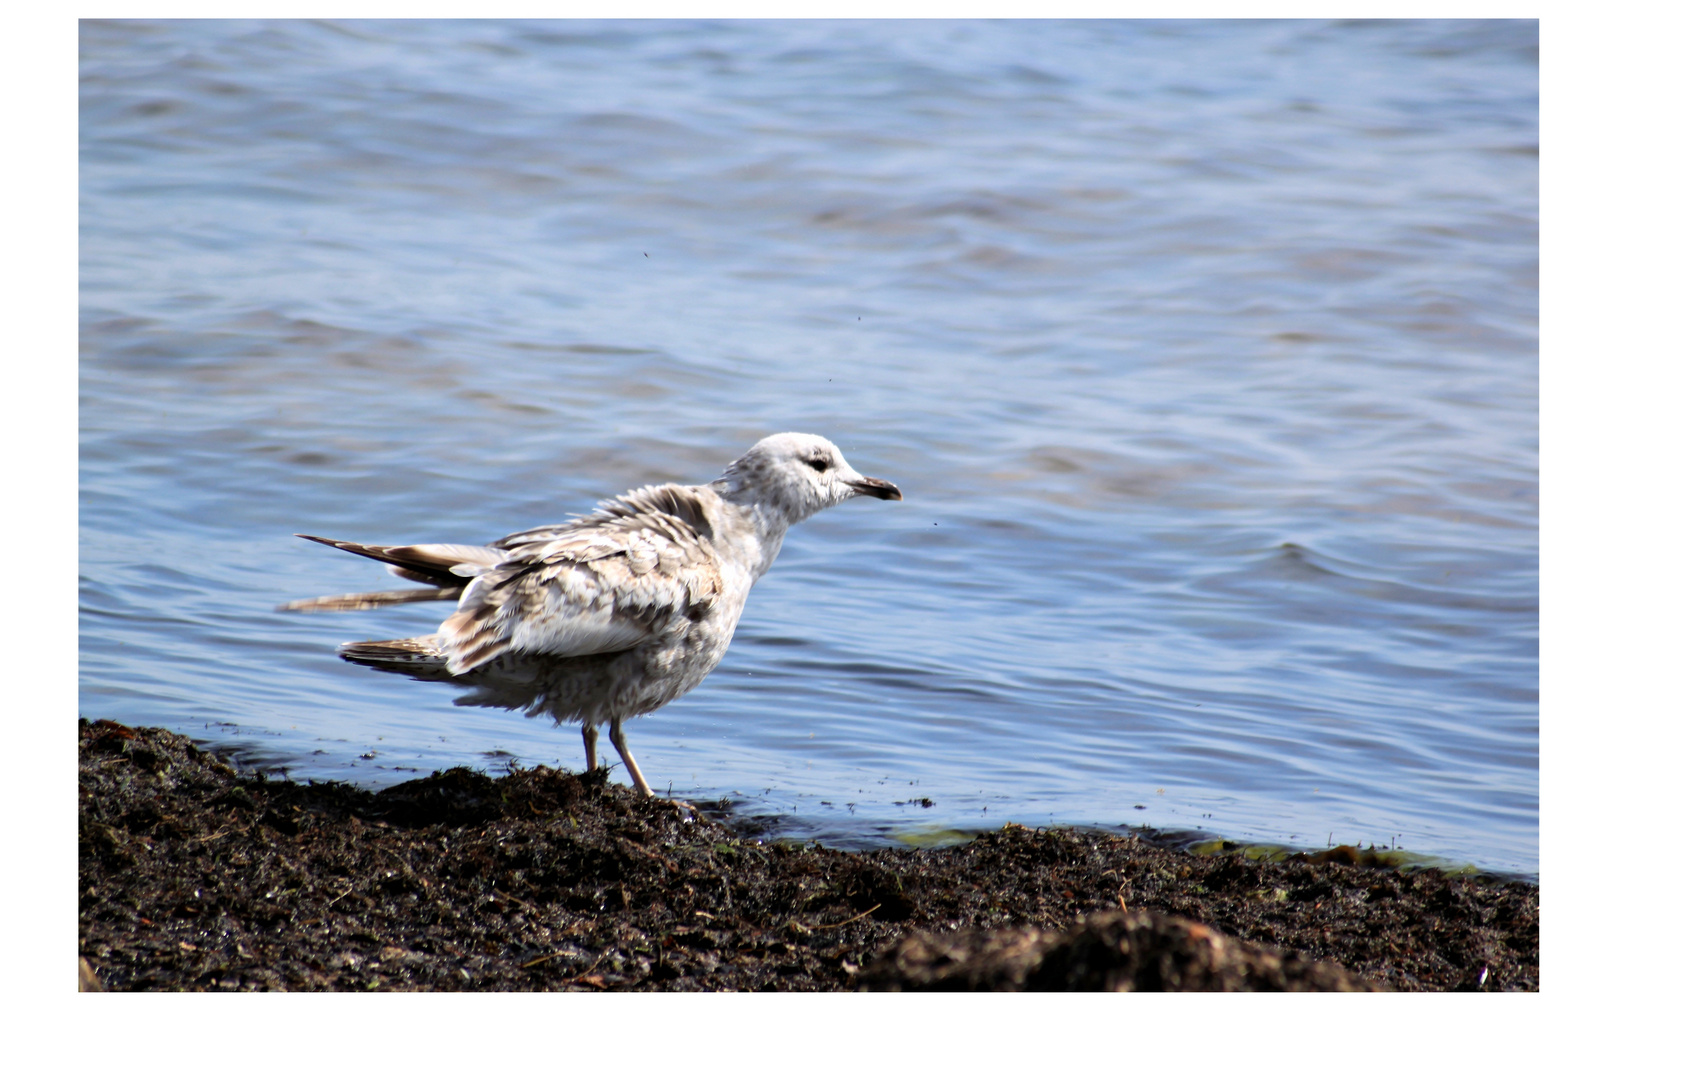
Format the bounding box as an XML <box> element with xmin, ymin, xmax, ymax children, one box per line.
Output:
<box><xmin>284</xmin><ymin>433</ymin><xmax>902</xmax><ymax>796</ymax></box>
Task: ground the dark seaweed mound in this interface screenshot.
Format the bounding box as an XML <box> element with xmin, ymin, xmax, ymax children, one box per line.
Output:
<box><xmin>78</xmin><ymin>720</ymin><xmax>1536</xmax><ymax>991</ymax></box>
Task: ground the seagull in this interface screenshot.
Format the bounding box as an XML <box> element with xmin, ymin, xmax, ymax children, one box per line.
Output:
<box><xmin>284</xmin><ymin>433</ymin><xmax>902</xmax><ymax>797</ymax></box>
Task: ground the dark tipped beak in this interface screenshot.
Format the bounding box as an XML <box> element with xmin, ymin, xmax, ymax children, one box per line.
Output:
<box><xmin>847</xmin><ymin>475</ymin><xmax>903</xmax><ymax>501</ymax></box>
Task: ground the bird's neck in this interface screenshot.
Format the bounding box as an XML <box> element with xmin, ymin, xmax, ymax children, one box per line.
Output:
<box><xmin>739</xmin><ymin>500</ymin><xmax>791</xmax><ymax>582</ymax></box>
<box><xmin>708</xmin><ymin>484</ymin><xmax>792</xmax><ymax>582</ymax></box>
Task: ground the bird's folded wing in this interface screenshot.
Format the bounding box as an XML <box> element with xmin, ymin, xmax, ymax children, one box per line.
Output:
<box><xmin>440</xmin><ymin>523</ymin><xmax>722</xmax><ymax>675</ymax></box>
<box><xmin>490</xmin><ymin>484</ymin><xmax>720</xmax><ymax>551</ymax></box>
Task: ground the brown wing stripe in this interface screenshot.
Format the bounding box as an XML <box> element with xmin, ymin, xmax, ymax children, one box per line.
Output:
<box><xmin>277</xmin><ymin>587</ymin><xmax>462</xmax><ymax>612</ymax></box>
<box><xmin>294</xmin><ymin>534</ymin><xmax>472</xmax><ymax>587</ymax></box>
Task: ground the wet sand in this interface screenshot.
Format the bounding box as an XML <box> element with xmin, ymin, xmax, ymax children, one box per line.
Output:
<box><xmin>78</xmin><ymin>719</ymin><xmax>1536</xmax><ymax>991</ymax></box>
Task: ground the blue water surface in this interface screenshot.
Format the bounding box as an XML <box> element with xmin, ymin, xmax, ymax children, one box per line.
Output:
<box><xmin>80</xmin><ymin>19</ymin><xmax>1538</xmax><ymax>874</ymax></box>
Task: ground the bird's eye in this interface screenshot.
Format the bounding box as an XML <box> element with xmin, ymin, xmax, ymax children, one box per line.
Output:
<box><xmin>807</xmin><ymin>458</ymin><xmax>829</xmax><ymax>473</ymax></box>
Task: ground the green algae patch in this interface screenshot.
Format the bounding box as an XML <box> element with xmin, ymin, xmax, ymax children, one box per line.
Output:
<box><xmin>1187</xmin><ymin>838</ymin><xmax>1495</xmax><ymax>880</ymax></box>
<box><xmin>891</xmin><ymin>827</ymin><xmax>981</xmax><ymax>849</ymax></box>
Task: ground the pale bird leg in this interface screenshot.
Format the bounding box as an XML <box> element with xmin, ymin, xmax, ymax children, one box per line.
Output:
<box><xmin>608</xmin><ymin>716</ymin><xmax>652</xmax><ymax>797</ymax></box>
<box><xmin>582</xmin><ymin>723</ymin><xmax>598</xmax><ymax>774</ymax></box>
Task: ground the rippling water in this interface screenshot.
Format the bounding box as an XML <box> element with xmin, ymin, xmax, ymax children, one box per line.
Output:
<box><xmin>80</xmin><ymin>20</ymin><xmax>1538</xmax><ymax>874</ymax></box>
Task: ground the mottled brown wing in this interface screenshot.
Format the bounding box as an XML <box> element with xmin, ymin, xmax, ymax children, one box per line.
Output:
<box><xmin>439</xmin><ymin>485</ymin><xmax>724</xmax><ymax>675</ymax></box>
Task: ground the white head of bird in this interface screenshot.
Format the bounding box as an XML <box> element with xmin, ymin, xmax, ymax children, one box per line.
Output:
<box><xmin>714</xmin><ymin>432</ymin><xmax>902</xmax><ymax>526</ymax></box>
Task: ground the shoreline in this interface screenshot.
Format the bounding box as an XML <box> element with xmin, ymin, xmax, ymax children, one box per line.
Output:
<box><xmin>153</xmin><ymin>720</ymin><xmax>1540</xmax><ymax>883</ymax></box>
<box><xmin>79</xmin><ymin>719</ymin><xmax>1538</xmax><ymax>991</ymax></box>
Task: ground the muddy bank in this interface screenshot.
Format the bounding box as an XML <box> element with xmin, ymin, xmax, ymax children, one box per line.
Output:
<box><xmin>78</xmin><ymin>720</ymin><xmax>1537</xmax><ymax>991</ymax></box>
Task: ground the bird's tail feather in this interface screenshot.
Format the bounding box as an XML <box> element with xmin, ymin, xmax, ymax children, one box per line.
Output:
<box><xmin>279</xmin><ymin>587</ymin><xmax>462</xmax><ymax>612</ymax></box>
<box><xmin>294</xmin><ymin>534</ymin><xmax>500</xmax><ymax>586</ymax></box>
<box><xmin>337</xmin><ymin>636</ymin><xmax>453</xmax><ymax>678</ymax></box>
